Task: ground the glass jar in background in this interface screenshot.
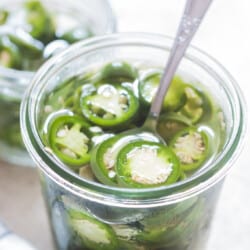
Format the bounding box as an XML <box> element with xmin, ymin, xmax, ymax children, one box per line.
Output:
<box><xmin>20</xmin><ymin>33</ymin><xmax>246</xmax><ymax>250</ymax></box>
<box><xmin>0</xmin><ymin>0</ymin><xmax>116</xmax><ymax>166</ymax></box>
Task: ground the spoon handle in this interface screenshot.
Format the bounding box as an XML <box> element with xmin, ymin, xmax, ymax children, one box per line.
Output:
<box><xmin>149</xmin><ymin>0</ymin><xmax>213</xmax><ymax>120</ymax></box>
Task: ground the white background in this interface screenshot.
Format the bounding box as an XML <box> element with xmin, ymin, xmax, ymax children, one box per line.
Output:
<box><xmin>0</xmin><ymin>0</ymin><xmax>249</xmax><ymax>249</ymax></box>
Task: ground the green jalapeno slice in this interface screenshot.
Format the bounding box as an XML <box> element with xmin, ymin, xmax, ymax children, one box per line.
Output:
<box><xmin>170</xmin><ymin>127</ymin><xmax>209</xmax><ymax>172</ymax></box>
<box><xmin>0</xmin><ymin>37</ymin><xmax>21</xmax><ymax>69</ymax></box>
<box><xmin>68</xmin><ymin>209</ymin><xmax>118</xmax><ymax>250</ymax></box>
<box><xmin>100</xmin><ymin>61</ymin><xmax>138</xmax><ymax>83</ymax></box>
<box><xmin>138</xmin><ymin>70</ymin><xmax>161</xmax><ymax>106</ymax></box>
<box><xmin>47</xmin><ymin>115</ymin><xmax>91</xmax><ymax>167</ymax></box>
<box><xmin>178</xmin><ymin>170</ymin><xmax>187</xmax><ymax>181</ymax></box>
<box><xmin>81</xmin><ymin>84</ymin><xmax>139</xmax><ymax>128</ymax></box>
<box><xmin>90</xmin><ymin>134</ymin><xmax>136</xmax><ymax>185</ymax></box>
<box><xmin>8</xmin><ymin>29</ymin><xmax>44</xmax><ymax>58</ymax></box>
<box><xmin>90</xmin><ymin>134</ymin><xmax>147</xmax><ymax>186</ymax></box>
<box><xmin>44</xmin><ymin>74</ymin><xmax>94</xmax><ymax>113</ymax></box>
<box><xmin>90</xmin><ymin>135</ymin><xmax>120</xmax><ymax>185</ymax></box>
<box><xmin>164</xmin><ymin>76</ymin><xmax>188</xmax><ymax>111</ymax></box>
<box><xmin>116</xmin><ymin>141</ymin><xmax>181</xmax><ymax>188</ymax></box>
<box><xmin>179</xmin><ymin>85</ymin><xmax>212</xmax><ymax>123</ymax></box>
<box><xmin>157</xmin><ymin>112</ymin><xmax>191</xmax><ymax>141</ymax></box>
<box><xmin>179</xmin><ymin>86</ymin><xmax>203</xmax><ymax>123</ymax></box>
<box><xmin>24</xmin><ymin>0</ymin><xmax>55</xmax><ymax>44</ymax></box>
<box><xmin>139</xmin><ymin>71</ymin><xmax>187</xmax><ymax>111</ymax></box>
<box><xmin>59</xmin><ymin>26</ymin><xmax>93</xmax><ymax>44</ymax></box>
<box><xmin>138</xmin><ymin>199</ymin><xmax>203</xmax><ymax>248</ymax></box>
<box><xmin>0</xmin><ymin>10</ymin><xmax>9</xmax><ymax>25</ymax></box>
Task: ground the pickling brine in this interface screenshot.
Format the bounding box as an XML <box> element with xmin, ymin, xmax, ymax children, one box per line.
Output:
<box><xmin>41</xmin><ymin>61</ymin><xmax>225</xmax><ymax>188</ymax></box>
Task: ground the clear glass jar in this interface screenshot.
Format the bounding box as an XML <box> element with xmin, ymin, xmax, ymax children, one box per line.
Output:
<box><xmin>20</xmin><ymin>33</ymin><xmax>246</xmax><ymax>250</ymax></box>
<box><xmin>0</xmin><ymin>0</ymin><xmax>116</xmax><ymax>166</ymax></box>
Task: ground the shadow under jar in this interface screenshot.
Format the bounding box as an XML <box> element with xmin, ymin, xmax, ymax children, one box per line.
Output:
<box><xmin>0</xmin><ymin>0</ymin><xmax>116</xmax><ymax>166</ymax></box>
<box><xmin>20</xmin><ymin>33</ymin><xmax>246</xmax><ymax>250</ymax></box>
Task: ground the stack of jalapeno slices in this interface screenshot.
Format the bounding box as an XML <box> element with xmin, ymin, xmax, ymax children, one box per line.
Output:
<box><xmin>42</xmin><ymin>61</ymin><xmax>224</xmax><ymax>188</ymax></box>
<box><xmin>0</xmin><ymin>0</ymin><xmax>93</xmax><ymax>71</ymax></box>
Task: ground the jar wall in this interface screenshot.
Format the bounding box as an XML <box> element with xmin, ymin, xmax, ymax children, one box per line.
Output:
<box><xmin>41</xmin><ymin>171</ymin><xmax>223</xmax><ymax>250</ymax></box>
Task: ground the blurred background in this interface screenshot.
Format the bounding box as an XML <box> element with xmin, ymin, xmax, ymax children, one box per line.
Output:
<box><xmin>0</xmin><ymin>0</ymin><xmax>249</xmax><ymax>249</ymax></box>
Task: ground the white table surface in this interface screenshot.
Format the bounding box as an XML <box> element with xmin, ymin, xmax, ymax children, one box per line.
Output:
<box><xmin>0</xmin><ymin>0</ymin><xmax>250</xmax><ymax>249</ymax></box>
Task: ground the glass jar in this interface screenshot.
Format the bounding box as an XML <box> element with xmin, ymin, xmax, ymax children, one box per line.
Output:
<box><xmin>20</xmin><ymin>33</ymin><xmax>246</xmax><ymax>250</ymax></box>
<box><xmin>0</xmin><ymin>0</ymin><xmax>116</xmax><ymax>166</ymax></box>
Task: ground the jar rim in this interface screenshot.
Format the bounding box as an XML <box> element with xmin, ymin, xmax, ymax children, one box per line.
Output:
<box><xmin>20</xmin><ymin>33</ymin><xmax>247</xmax><ymax>207</ymax></box>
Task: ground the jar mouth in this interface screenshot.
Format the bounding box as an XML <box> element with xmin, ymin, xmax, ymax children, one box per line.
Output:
<box><xmin>0</xmin><ymin>0</ymin><xmax>116</xmax><ymax>81</ymax></box>
<box><xmin>21</xmin><ymin>33</ymin><xmax>247</xmax><ymax>206</ymax></box>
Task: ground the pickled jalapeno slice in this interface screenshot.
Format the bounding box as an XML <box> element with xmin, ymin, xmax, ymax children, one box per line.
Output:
<box><xmin>59</xmin><ymin>26</ymin><xmax>93</xmax><ymax>44</ymax></box>
<box><xmin>90</xmin><ymin>135</ymin><xmax>120</xmax><ymax>186</ymax></box>
<box><xmin>24</xmin><ymin>0</ymin><xmax>55</xmax><ymax>44</ymax></box>
<box><xmin>100</xmin><ymin>61</ymin><xmax>138</xmax><ymax>83</ymax></box>
<box><xmin>0</xmin><ymin>37</ymin><xmax>21</xmax><ymax>69</ymax></box>
<box><xmin>139</xmin><ymin>71</ymin><xmax>187</xmax><ymax>111</ymax></box>
<box><xmin>138</xmin><ymin>70</ymin><xmax>161</xmax><ymax>106</ymax></box>
<box><xmin>157</xmin><ymin>112</ymin><xmax>191</xmax><ymax>141</ymax></box>
<box><xmin>90</xmin><ymin>134</ymin><xmax>147</xmax><ymax>186</ymax></box>
<box><xmin>81</xmin><ymin>84</ymin><xmax>139</xmax><ymax>128</ymax></box>
<box><xmin>179</xmin><ymin>85</ymin><xmax>211</xmax><ymax>123</ymax></box>
<box><xmin>47</xmin><ymin>115</ymin><xmax>91</xmax><ymax>167</ymax></box>
<box><xmin>0</xmin><ymin>10</ymin><xmax>9</xmax><ymax>25</ymax></box>
<box><xmin>68</xmin><ymin>209</ymin><xmax>118</xmax><ymax>250</ymax></box>
<box><xmin>179</xmin><ymin>86</ymin><xmax>203</xmax><ymax>123</ymax></box>
<box><xmin>170</xmin><ymin>127</ymin><xmax>209</xmax><ymax>171</ymax></box>
<box><xmin>44</xmin><ymin>75</ymin><xmax>92</xmax><ymax>113</ymax></box>
<box><xmin>164</xmin><ymin>76</ymin><xmax>188</xmax><ymax>111</ymax></box>
<box><xmin>116</xmin><ymin>141</ymin><xmax>181</xmax><ymax>188</ymax></box>
<box><xmin>8</xmin><ymin>30</ymin><xmax>44</xmax><ymax>58</ymax></box>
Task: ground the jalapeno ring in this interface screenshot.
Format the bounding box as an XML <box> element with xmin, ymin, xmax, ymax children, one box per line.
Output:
<box><xmin>0</xmin><ymin>10</ymin><xmax>9</xmax><ymax>25</ymax></box>
<box><xmin>90</xmin><ymin>134</ymin><xmax>143</xmax><ymax>185</ymax></box>
<box><xmin>24</xmin><ymin>0</ymin><xmax>55</xmax><ymax>44</ymax></box>
<box><xmin>0</xmin><ymin>37</ymin><xmax>21</xmax><ymax>69</ymax></box>
<box><xmin>116</xmin><ymin>141</ymin><xmax>181</xmax><ymax>188</ymax></box>
<box><xmin>100</xmin><ymin>61</ymin><xmax>138</xmax><ymax>83</ymax></box>
<box><xmin>90</xmin><ymin>135</ymin><xmax>120</xmax><ymax>186</ymax></box>
<box><xmin>81</xmin><ymin>84</ymin><xmax>139</xmax><ymax>128</ymax></box>
<box><xmin>139</xmin><ymin>71</ymin><xmax>187</xmax><ymax>111</ymax></box>
<box><xmin>59</xmin><ymin>26</ymin><xmax>93</xmax><ymax>44</ymax></box>
<box><xmin>47</xmin><ymin>115</ymin><xmax>91</xmax><ymax>167</ymax></box>
<box><xmin>157</xmin><ymin>112</ymin><xmax>191</xmax><ymax>141</ymax></box>
<box><xmin>178</xmin><ymin>85</ymin><xmax>213</xmax><ymax>124</ymax></box>
<box><xmin>170</xmin><ymin>127</ymin><xmax>209</xmax><ymax>171</ymax></box>
<box><xmin>68</xmin><ymin>209</ymin><xmax>118</xmax><ymax>250</ymax></box>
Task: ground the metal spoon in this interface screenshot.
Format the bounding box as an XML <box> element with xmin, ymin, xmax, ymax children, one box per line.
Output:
<box><xmin>135</xmin><ymin>0</ymin><xmax>214</xmax><ymax>142</ymax></box>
